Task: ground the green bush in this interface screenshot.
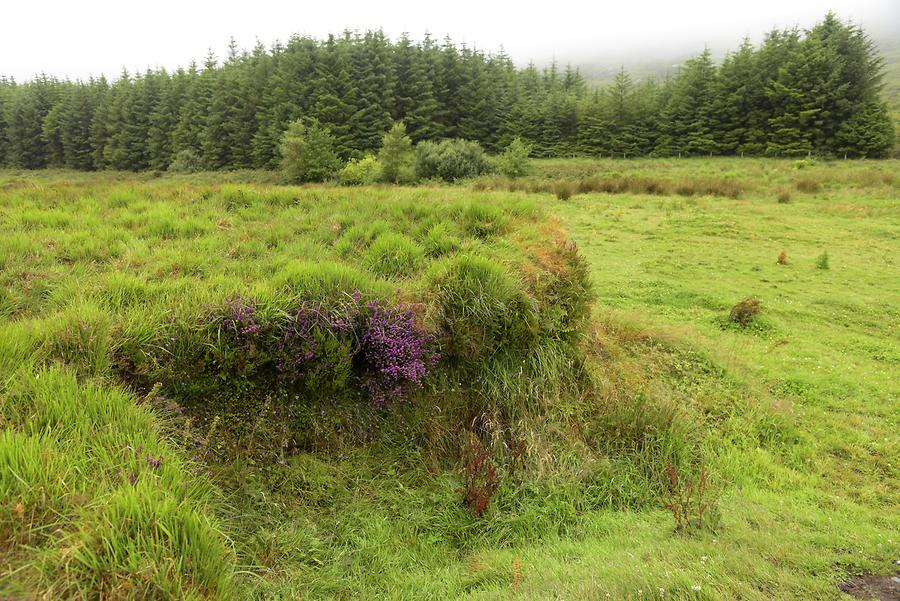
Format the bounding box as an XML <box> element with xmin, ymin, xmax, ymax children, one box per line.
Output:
<box><xmin>415</xmin><ymin>139</ymin><xmax>493</xmax><ymax>182</ymax></box>
<box><xmin>364</xmin><ymin>233</ymin><xmax>426</xmax><ymax>278</ymax></box>
<box><xmin>377</xmin><ymin>122</ymin><xmax>417</xmax><ymax>184</ymax></box>
<box><xmin>167</xmin><ymin>148</ymin><xmax>204</xmax><ymax>174</ymax></box>
<box><xmin>279</xmin><ymin>119</ymin><xmax>341</xmax><ymax>183</ymax></box>
<box><xmin>493</xmin><ymin>137</ymin><xmax>533</xmax><ymax>178</ymax></box>
<box><xmin>339</xmin><ymin>155</ymin><xmax>381</xmax><ymax>186</ymax></box>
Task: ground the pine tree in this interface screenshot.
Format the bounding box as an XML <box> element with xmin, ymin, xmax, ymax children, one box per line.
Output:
<box><xmin>348</xmin><ymin>30</ymin><xmax>394</xmax><ymax>153</ymax></box>
<box><xmin>60</xmin><ymin>79</ymin><xmax>103</xmax><ymax>169</ymax></box>
<box><xmin>391</xmin><ymin>34</ymin><xmax>440</xmax><ymax>142</ymax></box>
<box><xmin>377</xmin><ymin>121</ymin><xmax>416</xmax><ymax>183</ymax></box>
<box><xmin>312</xmin><ymin>34</ymin><xmax>358</xmax><ymax>158</ymax></box>
<box><xmin>279</xmin><ymin>118</ymin><xmax>341</xmax><ymax>182</ymax></box>
<box><xmin>656</xmin><ymin>49</ymin><xmax>719</xmax><ymax>156</ymax></box>
<box><xmin>0</xmin><ymin>79</ymin><xmax>11</xmax><ymax>166</ymax></box>
<box><xmin>6</xmin><ymin>76</ymin><xmax>58</xmax><ymax>168</ymax></box>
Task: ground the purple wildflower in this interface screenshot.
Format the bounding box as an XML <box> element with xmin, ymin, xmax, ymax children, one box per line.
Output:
<box><xmin>360</xmin><ymin>299</ymin><xmax>438</xmax><ymax>407</ymax></box>
<box><xmin>211</xmin><ymin>294</ymin><xmax>262</xmax><ymax>343</ymax></box>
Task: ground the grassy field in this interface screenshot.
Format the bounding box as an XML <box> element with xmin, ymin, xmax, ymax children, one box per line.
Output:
<box><xmin>0</xmin><ymin>158</ymin><xmax>898</xmax><ymax>599</ymax></box>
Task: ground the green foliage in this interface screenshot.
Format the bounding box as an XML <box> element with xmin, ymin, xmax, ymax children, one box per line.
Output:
<box><xmin>493</xmin><ymin>137</ymin><xmax>534</xmax><ymax>178</ymax></box>
<box><xmin>415</xmin><ymin>139</ymin><xmax>493</xmax><ymax>182</ymax></box>
<box><xmin>167</xmin><ymin>148</ymin><xmax>204</xmax><ymax>173</ymax></box>
<box><xmin>279</xmin><ymin>119</ymin><xmax>341</xmax><ymax>183</ymax></box>
<box><xmin>338</xmin><ymin>154</ymin><xmax>381</xmax><ymax>185</ymax></box>
<box><xmin>377</xmin><ymin>122</ymin><xmax>416</xmax><ymax>183</ymax></box>
<box><xmin>815</xmin><ymin>251</ymin><xmax>830</xmax><ymax>270</ymax></box>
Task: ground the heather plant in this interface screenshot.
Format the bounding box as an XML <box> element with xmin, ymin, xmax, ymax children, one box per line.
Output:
<box><xmin>360</xmin><ymin>299</ymin><xmax>437</xmax><ymax>407</ymax></box>
<box><xmin>206</xmin><ymin>294</ymin><xmax>267</xmax><ymax>375</ymax></box>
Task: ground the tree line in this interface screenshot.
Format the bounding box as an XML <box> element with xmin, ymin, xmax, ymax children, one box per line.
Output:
<box><xmin>0</xmin><ymin>12</ymin><xmax>894</xmax><ymax>172</ymax></box>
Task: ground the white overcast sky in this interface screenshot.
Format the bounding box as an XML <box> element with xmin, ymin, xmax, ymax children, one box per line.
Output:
<box><xmin>1</xmin><ymin>0</ymin><xmax>898</xmax><ymax>81</ymax></box>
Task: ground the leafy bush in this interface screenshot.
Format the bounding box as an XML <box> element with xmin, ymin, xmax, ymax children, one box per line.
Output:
<box><xmin>167</xmin><ymin>148</ymin><xmax>204</xmax><ymax>174</ymax></box>
<box><xmin>377</xmin><ymin>122</ymin><xmax>416</xmax><ymax>183</ymax></box>
<box><xmin>338</xmin><ymin>155</ymin><xmax>381</xmax><ymax>186</ymax></box>
<box><xmin>415</xmin><ymin>139</ymin><xmax>493</xmax><ymax>182</ymax></box>
<box><xmin>279</xmin><ymin>119</ymin><xmax>341</xmax><ymax>183</ymax></box>
<box><xmin>493</xmin><ymin>137</ymin><xmax>533</xmax><ymax>178</ymax></box>
<box><xmin>729</xmin><ymin>297</ymin><xmax>762</xmax><ymax>327</ymax></box>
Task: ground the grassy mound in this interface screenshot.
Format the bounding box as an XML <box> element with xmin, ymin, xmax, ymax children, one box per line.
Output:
<box><xmin>1</xmin><ymin>174</ymin><xmax>641</xmax><ymax>598</ymax></box>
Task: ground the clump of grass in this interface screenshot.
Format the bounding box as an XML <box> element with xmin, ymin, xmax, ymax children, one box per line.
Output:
<box><xmin>729</xmin><ymin>297</ymin><xmax>762</xmax><ymax>327</ymax></box>
<box><xmin>795</xmin><ymin>178</ymin><xmax>822</xmax><ymax>193</ymax></box>
<box><xmin>777</xmin><ymin>189</ymin><xmax>792</xmax><ymax>203</ymax></box>
<box><xmin>552</xmin><ymin>180</ymin><xmax>577</xmax><ymax>200</ymax></box>
<box><xmin>422</xmin><ymin>222</ymin><xmax>461</xmax><ymax>257</ymax></box>
<box><xmin>815</xmin><ymin>251</ymin><xmax>830</xmax><ymax>270</ymax></box>
<box><xmin>777</xmin><ymin>250</ymin><xmax>788</xmax><ymax>265</ymax></box>
<box><xmin>363</xmin><ymin>233</ymin><xmax>425</xmax><ymax>278</ymax></box>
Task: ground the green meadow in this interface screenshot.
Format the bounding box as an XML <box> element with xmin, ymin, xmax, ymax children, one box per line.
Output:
<box><xmin>0</xmin><ymin>158</ymin><xmax>898</xmax><ymax>599</ymax></box>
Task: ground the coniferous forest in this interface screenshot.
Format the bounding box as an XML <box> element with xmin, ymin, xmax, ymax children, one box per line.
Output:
<box><xmin>0</xmin><ymin>12</ymin><xmax>895</xmax><ymax>172</ymax></box>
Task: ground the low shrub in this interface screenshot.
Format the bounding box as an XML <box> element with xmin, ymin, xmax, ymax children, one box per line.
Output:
<box><xmin>338</xmin><ymin>155</ymin><xmax>381</xmax><ymax>186</ymax></box>
<box><xmin>816</xmin><ymin>251</ymin><xmax>830</xmax><ymax>270</ymax></box>
<box><xmin>664</xmin><ymin>462</ymin><xmax>719</xmax><ymax>532</ymax></box>
<box><xmin>415</xmin><ymin>139</ymin><xmax>493</xmax><ymax>182</ymax></box>
<box><xmin>377</xmin><ymin>122</ymin><xmax>416</xmax><ymax>184</ymax></box>
<box><xmin>493</xmin><ymin>137</ymin><xmax>533</xmax><ymax>178</ymax></box>
<box><xmin>167</xmin><ymin>149</ymin><xmax>204</xmax><ymax>174</ymax></box>
<box><xmin>279</xmin><ymin>119</ymin><xmax>341</xmax><ymax>183</ymax></box>
<box><xmin>729</xmin><ymin>297</ymin><xmax>762</xmax><ymax>327</ymax></box>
